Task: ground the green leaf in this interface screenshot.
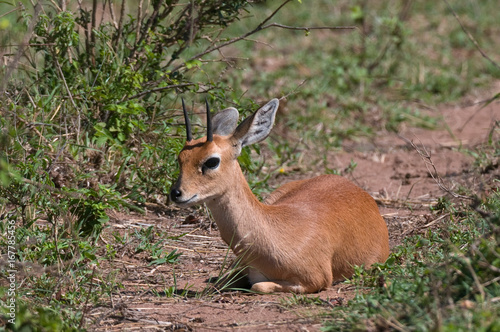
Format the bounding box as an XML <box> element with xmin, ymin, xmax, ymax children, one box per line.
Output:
<box><xmin>185</xmin><ymin>59</ymin><xmax>202</xmax><ymax>69</ymax></box>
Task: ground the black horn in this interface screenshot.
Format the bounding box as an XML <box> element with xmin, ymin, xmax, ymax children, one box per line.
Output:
<box><xmin>206</xmin><ymin>98</ymin><xmax>213</xmax><ymax>142</ymax></box>
<box><xmin>181</xmin><ymin>98</ymin><xmax>192</xmax><ymax>142</ymax></box>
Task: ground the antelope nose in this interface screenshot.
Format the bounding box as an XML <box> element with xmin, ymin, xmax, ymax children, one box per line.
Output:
<box><xmin>170</xmin><ymin>188</ymin><xmax>182</xmax><ymax>202</ymax></box>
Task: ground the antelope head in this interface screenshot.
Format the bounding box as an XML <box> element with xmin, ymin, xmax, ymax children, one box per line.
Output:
<box><xmin>169</xmin><ymin>98</ymin><xmax>279</xmax><ymax>207</ymax></box>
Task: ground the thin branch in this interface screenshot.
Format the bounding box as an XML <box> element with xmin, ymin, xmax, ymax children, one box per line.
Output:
<box><xmin>129</xmin><ymin>0</ymin><xmax>165</xmax><ymax>61</ymax></box>
<box><xmin>0</xmin><ymin>5</ymin><xmax>23</xmax><ymax>19</ymax></box>
<box><xmin>483</xmin><ymin>276</ymin><xmax>500</xmax><ymax>287</ymax></box>
<box><xmin>170</xmin><ymin>0</ymin><xmax>356</xmax><ymax>73</ymax></box>
<box><xmin>260</xmin><ymin>23</ymin><xmax>356</xmax><ymax>32</ymax></box>
<box><xmin>99</xmin><ymin>0</ymin><xmax>107</xmax><ymax>26</ymax></box>
<box><xmin>172</xmin><ymin>23</ymin><xmax>355</xmax><ymax>73</ymax></box>
<box><xmin>259</xmin><ymin>0</ymin><xmax>293</xmax><ymax>28</ymax></box>
<box><xmin>90</xmin><ymin>0</ymin><xmax>97</xmax><ymax>65</ymax></box>
<box><xmin>125</xmin><ymin>83</ymin><xmax>195</xmax><ymax>101</ymax></box>
<box><xmin>20</xmin><ymin>178</ymin><xmax>87</xmax><ymax>200</ymax></box>
<box><xmin>12</xmin><ymin>105</ymin><xmax>55</xmax><ymax>152</ymax></box>
<box><xmin>135</xmin><ymin>0</ymin><xmax>143</xmax><ymax>46</ymax></box>
<box><xmin>422</xmin><ymin>213</ymin><xmax>450</xmax><ymax>229</ymax></box>
<box><xmin>0</xmin><ymin>4</ymin><xmax>41</xmax><ymax>94</ymax></box>
<box><xmin>462</xmin><ymin>94</ymin><xmax>500</xmax><ymax>108</ymax></box>
<box><xmin>399</xmin><ymin>135</ymin><xmax>474</xmax><ymax>200</ymax></box>
<box><xmin>478</xmin><ymin>259</ymin><xmax>500</xmax><ymax>274</ymax></box>
<box><xmin>52</xmin><ymin>52</ymin><xmax>81</xmax><ymax>141</ymax></box>
<box><xmin>443</xmin><ymin>0</ymin><xmax>500</xmax><ymax>71</ymax></box>
<box><xmin>398</xmin><ymin>0</ymin><xmax>413</xmax><ymax>22</ymax></box>
<box><xmin>0</xmin><ymin>43</ymin><xmax>56</xmax><ymax>48</ymax></box>
<box><xmin>462</xmin><ymin>255</ymin><xmax>486</xmax><ymax>301</ymax></box>
<box><xmin>47</xmin><ymin>0</ymin><xmax>62</xmax><ymax>12</ymax></box>
<box><xmin>79</xmin><ymin>266</ymin><xmax>97</xmax><ymax>329</ymax></box>
<box><xmin>109</xmin><ymin>0</ymin><xmax>118</xmax><ymax>29</ymax></box>
<box><xmin>113</xmin><ymin>0</ymin><xmax>126</xmax><ymax>49</ymax></box>
<box><xmin>279</xmin><ymin>79</ymin><xmax>308</xmax><ymax>101</ymax></box>
<box><xmin>188</xmin><ymin>0</ymin><xmax>195</xmax><ymax>46</ymax></box>
<box><xmin>459</xmin><ymin>92</ymin><xmax>500</xmax><ymax>133</ymax></box>
<box><xmin>367</xmin><ymin>40</ymin><xmax>391</xmax><ymax>73</ymax></box>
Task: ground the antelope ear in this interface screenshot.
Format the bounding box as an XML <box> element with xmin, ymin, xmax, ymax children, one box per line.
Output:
<box><xmin>232</xmin><ymin>99</ymin><xmax>279</xmax><ymax>148</ymax></box>
<box><xmin>212</xmin><ymin>107</ymin><xmax>239</xmax><ymax>136</ymax></box>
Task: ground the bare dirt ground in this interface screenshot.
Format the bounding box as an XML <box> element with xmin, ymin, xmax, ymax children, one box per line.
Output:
<box><xmin>89</xmin><ymin>88</ymin><xmax>499</xmax><ymax>331</ymax></box>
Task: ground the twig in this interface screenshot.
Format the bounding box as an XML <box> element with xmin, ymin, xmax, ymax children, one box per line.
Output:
<box><xmin>20</xmin><ymin>178</ymin><xmax>86</xmax><ymax>199</ymax></box>
<box><xmin>170</xmin><ymin>0</ymin><xmax>356</xmax><ymax>73</ymax></box>
<box><xmin>367</xmin><ymin>40</ymin><xmax>391</xmax><ymax>73</ymax></box>
<box><xmin>12</xmin><ymin>101</ymin><xmax>55</xmax><ymax>152</ymax></box>
<box><xmin>46</xmin><ymin>140</ymin><xmax>68</xmax><ymax>173</ymax></box>
<box><xmin>0</xmin><ymin>3</ymin><xmax>40</xmax><ymax>94</ymax></box>
<box><xmin>109</xmin><ymin>0</ymin><xmax>118</xmax><ymax>29</ymax></box>
<box><xmin>52</xmin><ymin>53</ymin><xmax>81</xmax><ymax>142</ymax></box>
<box><xmin>381</xmin><ymin>316</ymin><xmax>409</xmax><ymax>332</ymax></box>
<box><xmin>0</xmin><ymin>5</ymin><xmax>23</xmax><ymax>19</ymax></box>
<box><xmin>0</xmin><ymin>43</ymin><xmax>56</xmax><ymax>48</ymax></box>
<box><xmin>91</xmin><ymin>0</ymin><xmax>97</xmax><ymax>65</ymax></box>
<box><xmin>462</xmin><ymin>255</ymin><xmax>486</xmax><ymax>302</ymax></box>
<box><xmin>478</xmin><ymin>261</ymin><xmax>500</xmax><ymax>274</ymax></box>
<box><xmin>125</xmin><ymin>83</ymin><xmax>195</xmax><ymax>101</ymax></box>
<box><xmin>399</xmin><ymin>135</ymin><xmax>474</xmax><ymax>200</ymax></box>
<box><xmin>373</xmin><ymin>197</ymin><xmax>438</xmax><ymax>208</ymax></box>
<box><xmin>188</xmin><ymin>0</ymin><xmax>195</xmax><ymax>46</ymax></box>
<box><xmin>279</xmin><ymin>79</ymin><xmax>308</xmax><ymax>100</ymax></box>
<box><xmin>460</xmin><ymin>93</ymin><xmax>500</xmax><ymax>108</ymax></box>
<box><xmin>99</xmin><ymin>0</ymin><xmax>107</xmax><ymax>26</ymax></box>
<box><xmin>128</xmin><ymin>0</ymin><xmax>166</xmax><ymax>61</ymax></box>
<box><xmin>443</xmin><ymin>0</ymin><xmax>500</xmax><ymax>71</ymax></box>
<box><xmin>79</xmin><ymin>266</ymin><xmax>97</xmax><ymax>329</ymax></box>
<box><xmin>398</xmin><ymin>0</ymin><xmax>413</xmax><ymax>22</ymax></box>
<box><xmin>76</xmin><ymin>0</ymin><xmax>89</xmax><ymax>58</ymax></box>
<box><xmin>260</xmin><ymin>23</ymin><xmax>357</xmax><ymax>32</ymax></box>
<box><xmin>135</xmin><ymin>0</ymin><xmax>143</xmax><ymax>45</ymax></box>
<box><xmin>483</xmin><ymin>276</ymin><xmax>500</xmax><ymax>287</ymax></box>
<box><xmin>46</xmin><ymin>0</ymin><xmax>61</xmax><ymax>12</ymax></box>
<box><xmin>422</xmin><ymin>214</ymin><xmax>449</xmax><ymax>228</ymax></box>
<box><xmin>113</xmin><ymin>0</ymin><xmax>126</xmax><ymax>49</ymax></box>
<box><xmin>458</xmin><ymin>92</ymin><xmax>500</xmax><ymax>133</ymax></box>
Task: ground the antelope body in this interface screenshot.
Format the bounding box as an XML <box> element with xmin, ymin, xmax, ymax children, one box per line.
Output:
<box><xmin>170</xmin><ymin>99</ymin><xmax>389</xmax><ymax>293</ymax></box>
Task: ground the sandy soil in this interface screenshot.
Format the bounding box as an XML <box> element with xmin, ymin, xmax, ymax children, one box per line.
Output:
<box><xmin>89</xmin><ymin>94</ymin><xmax>499</xmax><ymax>331</ymax></box>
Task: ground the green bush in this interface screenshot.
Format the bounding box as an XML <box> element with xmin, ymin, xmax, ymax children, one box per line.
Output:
<box><xmin>1</xmin><ymin>0</ymin><xmax>257</xmax><ymax>235</ymax></box>
<box><xmin>0</xmin><ymin>1</ymin><xmax>256</xmax><ymax>329</ymax></box>
<box><xmin>325</xmin><ymin>192</ymin><xmax>500</xmax><ymax>331</ymax></box>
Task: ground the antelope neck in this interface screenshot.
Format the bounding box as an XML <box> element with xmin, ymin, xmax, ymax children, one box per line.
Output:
<box><xmin>205</xmin><ymin>162</ymin><xmax>271</xmax><ymax>250</ymax></box>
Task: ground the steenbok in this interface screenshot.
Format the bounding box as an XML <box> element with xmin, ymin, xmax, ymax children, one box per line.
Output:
<box><xmin>170</xmin><ymin>98</ymin><xmax>389</xmax><ymax>293</ymax></box>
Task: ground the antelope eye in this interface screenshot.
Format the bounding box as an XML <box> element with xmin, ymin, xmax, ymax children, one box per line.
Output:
<box><xmin>202</xmin><ymin>157</ymin><xmax>220</xmax><ymax>172</ymax></box>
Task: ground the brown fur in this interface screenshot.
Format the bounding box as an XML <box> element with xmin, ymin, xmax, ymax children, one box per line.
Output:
<box><xmin>171</xmin><ymin>135</ymin><xmax>389</xmax><ymax>293</ymax></box>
